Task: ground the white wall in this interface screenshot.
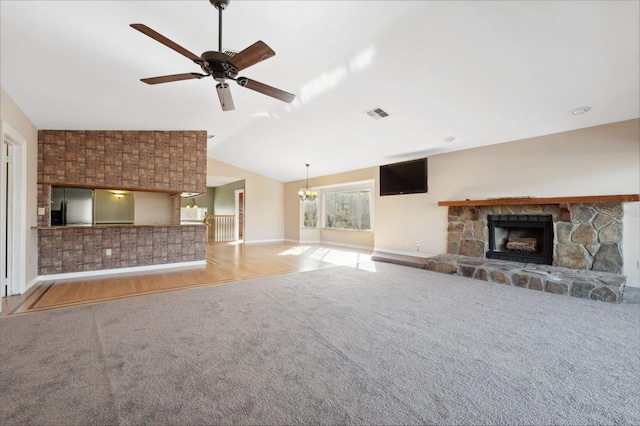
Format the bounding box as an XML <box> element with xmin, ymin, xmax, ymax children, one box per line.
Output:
<box><xmin>374</xmin><ymin>119</ymin><xmax>640</xmax><ymax>286</ymax></box>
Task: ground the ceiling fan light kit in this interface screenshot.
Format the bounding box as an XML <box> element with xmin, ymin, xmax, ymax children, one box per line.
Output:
<box><xmin>131</xmin><ymin>0</ymin><xmax>294</xmax><ymax>111</ymax></box>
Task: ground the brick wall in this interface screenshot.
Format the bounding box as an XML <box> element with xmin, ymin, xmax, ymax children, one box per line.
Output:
<box><xmin>37</xmin><ymin>130</ymin><xmax>207</xmax><ymax>193</ymax></box>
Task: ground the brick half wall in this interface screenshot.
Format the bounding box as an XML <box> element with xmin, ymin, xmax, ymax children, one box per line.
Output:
<box><xmin>37</xmin><ymin>225</ymin><xmax>206</xmax><ymax>275</ymax></box>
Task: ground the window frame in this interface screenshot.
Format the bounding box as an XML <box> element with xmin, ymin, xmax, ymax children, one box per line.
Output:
<box><xmin>299</xmin><ymin>180</ymin><xmax>374</xmax><ymax>232</ymax></box>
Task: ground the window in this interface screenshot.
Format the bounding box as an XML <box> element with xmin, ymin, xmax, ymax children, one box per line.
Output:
<box><xmin>302</xmin><ymin>198</ymin><xmax>318</xmax><ymax>228</ymax></box>
<box><xmin>324</xmin><ymin>189</ymin><xmax>371</xmax><ymax>230</ymax></box>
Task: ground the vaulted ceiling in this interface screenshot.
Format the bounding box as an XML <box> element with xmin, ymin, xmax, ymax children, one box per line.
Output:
<box><xmin>1</xmin><ymin>1</ymin><xmax>638</xmax><ymax>182</ymax></box>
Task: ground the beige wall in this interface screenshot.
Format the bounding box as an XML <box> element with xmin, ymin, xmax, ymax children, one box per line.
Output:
<box><xmin>95</xmin><ymin>190</ymin><xmax>135</xmax><ymax>224</ymax></box>
<box><xmin>1</xmin><ymin>87</ymin><xmax>39</xmax><ymax>288</ymax></box>
<box><xmin>207</xmin><ymin>159</ymin><xmax>283</xmax><ymax>243</ymax></box>
<box><xmin>374</xmin><ymin>119</ymin><xmax>640</xmax><ymax>285</ymax></box>
<box><xmin>284</xmin><ymin>167</ymin><xmax>376</xmax><ymax>249</ymax></box>
<box><xmin>281</xmin><ymin>120</ymin><xmax>638</xmax><ymax>284</ymax></box>
<box><xmin>133</xmin><ymin>192</ymin><xmax>174</xmax><ymax>225</ymax></box>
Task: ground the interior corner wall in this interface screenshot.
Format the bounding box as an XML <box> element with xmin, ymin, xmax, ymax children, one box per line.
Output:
<box><xmin>213</xmin><ymin>180</ymin><xmax>245</xmax><ymax>215</ymax></box>
<box><xmin>0</xmin><ymin>86</ymin><xmax>39</xmax><ymax>289</ymax></box>
<box><xmin>207</xmin><ymin>158</ymin><xmax>283</xmax><ymax>243</ymax></box>
<box><xmin>374</xmin><ymin>119</ymin><xmax>640</xmax><ymax>286</ymax></box>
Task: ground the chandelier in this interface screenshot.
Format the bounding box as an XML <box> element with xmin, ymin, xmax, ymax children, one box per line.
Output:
<box><xmin>298</xmin><ymin>164</ymin><xmax>318</xmax><ymax>201</ymax></box>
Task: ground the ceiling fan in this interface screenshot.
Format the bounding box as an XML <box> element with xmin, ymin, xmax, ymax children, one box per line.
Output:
<box><xmin>130</xmin><ymin>0</ymin><xmax>295</xmax><ymax>111</ymax></box>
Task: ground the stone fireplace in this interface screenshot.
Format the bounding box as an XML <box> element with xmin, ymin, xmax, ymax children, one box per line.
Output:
<box><xmin>446</xmin><ymin>202</ymin><xmax>624</xmax><ymax>274</ymax></box>
<box><xmin>368</xmin><ymin>195</ymin><xmax>639</xmax><ymax>303</ymax></box>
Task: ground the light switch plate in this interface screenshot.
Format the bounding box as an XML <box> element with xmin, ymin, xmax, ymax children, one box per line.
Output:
<box><xmin>38</xmin><ymin>207</ymin><xmax>45</xmax><ymax>216</ymax></box>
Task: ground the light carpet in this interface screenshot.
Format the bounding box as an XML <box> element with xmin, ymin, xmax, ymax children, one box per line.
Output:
<box><xmin>1</xmin><ymin>262</ymin><xmax>639</xmax><ymax>425</ymax></box>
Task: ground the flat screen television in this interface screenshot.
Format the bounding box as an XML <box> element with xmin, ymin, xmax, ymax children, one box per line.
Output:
<box><xmin>379</xmin><ymin>158</ymin><xmax>428</xmax><ymax>196</ymax></box>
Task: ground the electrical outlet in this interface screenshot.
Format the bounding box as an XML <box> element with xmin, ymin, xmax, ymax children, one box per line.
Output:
<box><xmin>106</xmin><ymin>249</ymin><xmax>112</xmax><ymax>256</ymax></box>
<box><xmin>38</xmin><ymin>207</ymin><xmax>45</xmax><ymax>216</ymax></box>
<box><xmin>416</xmin><ymin>241</ymin><xmax>420</xmax><ymax>252</ymax></box>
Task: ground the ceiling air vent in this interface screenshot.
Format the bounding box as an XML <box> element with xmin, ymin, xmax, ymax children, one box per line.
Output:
<box><xmin>366</xmin><ymin>107</ymin><xmax>390</xmax><ymax>120</ymax></box>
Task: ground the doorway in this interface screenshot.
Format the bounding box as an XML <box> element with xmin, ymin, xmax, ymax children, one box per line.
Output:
<box><xmin>235</xmin><ymin>189</ymin><xmax>244</xmax><ymax>242</ymax></box>
<box><xmin>0</xmin><ymin>121</ymin><xmax>27</xmax><ymax>302</ymax></box>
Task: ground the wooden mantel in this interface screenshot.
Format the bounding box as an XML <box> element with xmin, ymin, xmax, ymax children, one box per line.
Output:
<box><xmin>438</xmin><ymin>194</ymin><xmax>639</xmax><ymax>221</ymax></box>
<box><xmin>438</xmin><ymin>194</ymin><xmax>639</xmax><ymax>207</ymax></box>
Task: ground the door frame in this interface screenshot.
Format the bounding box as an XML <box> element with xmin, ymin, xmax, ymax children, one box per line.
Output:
<box><xmin>1</xmin><ymin>120</ymin><xmax>27</xmax><ymax>298</ymax></box>
<box><xmin>234</xmin><ymin>189</ymin><xmax>244</xmax><ymax>241</ymax></box>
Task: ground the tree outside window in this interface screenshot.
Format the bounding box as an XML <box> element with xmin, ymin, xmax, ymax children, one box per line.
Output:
<box><xmin>324</xmin><ymin>189</ymin><xmax>371</xmax><ymax>230</ymax></box>
<box><xmin>302</xmin><ymin>198</ymin><xmax>318</xmax><ymax>228</ymax></box>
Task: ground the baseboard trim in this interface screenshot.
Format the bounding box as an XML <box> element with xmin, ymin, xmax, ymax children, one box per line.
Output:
<box><xmin>26</xmin><ymin>276</ymin><xmax>39</xmax><ymax>292</ymax></box>
<box><xmin>244</xmin><ymin>239</ymin><xmax>285</xmax><ymax>244</ymax></box>
<box><xmin>284</xmin><ymin>239</ymin><xmax>372</xmax><ymax>251</ymax></box>
<box><xmin>37</xmin><ymin>260</ymin><xmax>206</xmax><ymax>282</ymax></box>
<box><xmin>319</xmin><ymin>241</ymin><xmax>373</xmax><ymax>251</ymax></box>
<box><xmin>373</xmin><ymin>248</ymin><xmax>436</xmax><ymax>259</ymax></box>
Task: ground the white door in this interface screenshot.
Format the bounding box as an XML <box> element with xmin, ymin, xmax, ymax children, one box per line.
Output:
<box><xmin>0</xmin><ymin>141</ymin><xmax>12</xmax><ymax>298</ymax></box>
<box><xmin>0</xmin><ymin>121</ymin><xmax>27</xmax><ymax>303</ymax></box>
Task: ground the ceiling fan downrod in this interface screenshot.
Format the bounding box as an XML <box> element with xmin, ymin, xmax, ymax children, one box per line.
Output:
<box><xmin>210</xmin><ymin>0</ymin><xmax>230</xmax><ymax>53</ymax></box>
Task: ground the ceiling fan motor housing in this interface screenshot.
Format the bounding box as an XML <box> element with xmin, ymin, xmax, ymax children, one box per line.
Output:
<box><xmin>200</xmin><ymin>51</ymin><xmax>237</xmax><ymax>81</ymax></box>
<box><xmin>210</xmin><ymin>0</ymin><xmax>230</xmax><ymax>11</ymax></box>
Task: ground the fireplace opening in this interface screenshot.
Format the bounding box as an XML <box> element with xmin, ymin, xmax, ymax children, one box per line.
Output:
<box><xmin>486</xmin><ymin>214</ymin><xmax>553</xmax><ymax>265</ymax></box>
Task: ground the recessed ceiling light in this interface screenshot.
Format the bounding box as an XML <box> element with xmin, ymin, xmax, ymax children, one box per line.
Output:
<box><xmin>443</xmin><ymin>136</ymin><xmax>456</xmax><ymax>143</ymax></box>
<box><xmin>569</xmin><ymin>106</ymin><xmax>591</xmax><ymax>115</ymax></box>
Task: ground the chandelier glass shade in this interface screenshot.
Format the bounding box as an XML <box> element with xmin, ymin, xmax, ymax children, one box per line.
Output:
<box><xmin>298</xmin><ymin>164</ymin><xmax>318</xmax><ymax>201</ymax></box>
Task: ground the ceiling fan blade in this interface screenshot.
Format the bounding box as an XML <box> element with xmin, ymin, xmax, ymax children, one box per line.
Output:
<box><xmin>225</xmin><ymin>41</ymin><xmax>275</xmax><ymax>72</ymax></box>
<box><xmin>216</xmin><ymin>82</ymin><xmax>236</xmax><ymax>111</ymax></box>
<box><xmin>141</xmin><ymin>73</ymin><xmax>207</xmax><ymax>85</ymax></box>
<box><xmin>237</xmin><ymin>77</ymin><xmax>295</xmax><ymax>103</ymax></box>
<box><xmin>130</xmin><ymin>23</ymin><xmax>202</xmax><ymax>63</ymax></box>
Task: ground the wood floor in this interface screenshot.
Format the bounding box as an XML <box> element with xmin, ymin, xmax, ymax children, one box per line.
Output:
<box><xmin>1</xmin><ymin>242</ymin><xmax>374</xmax><ymax>317</ymax></box>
